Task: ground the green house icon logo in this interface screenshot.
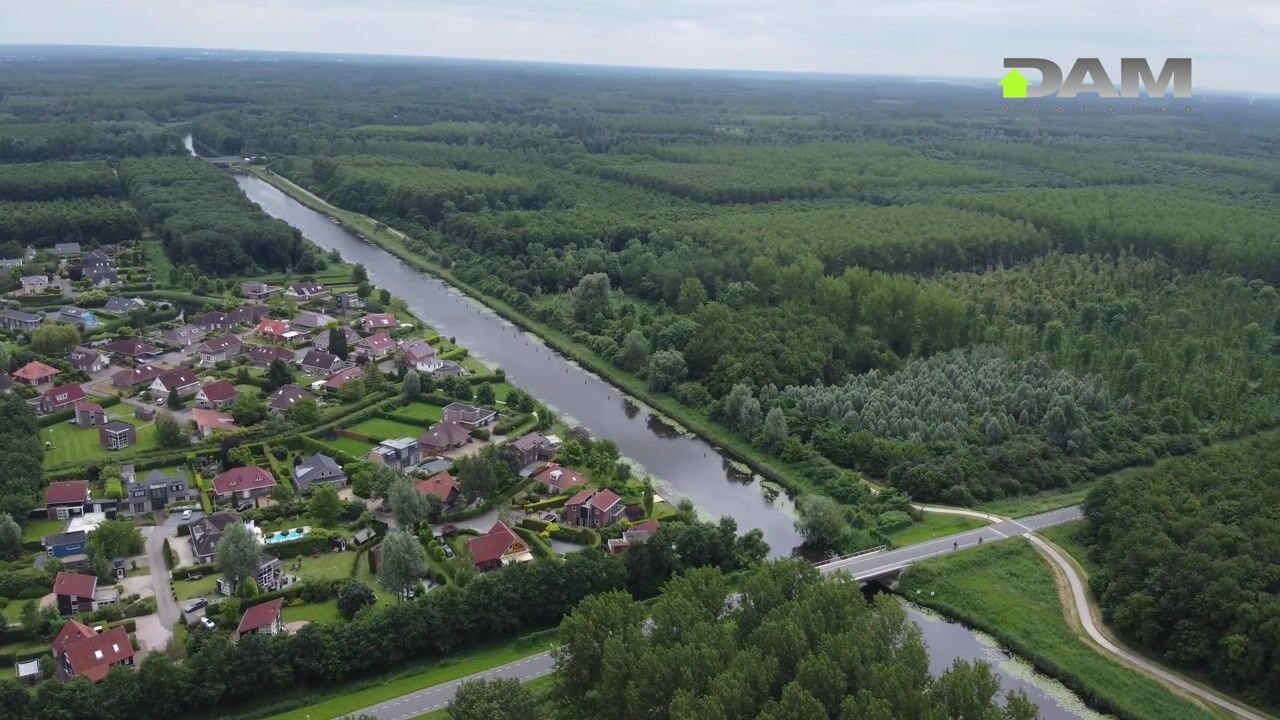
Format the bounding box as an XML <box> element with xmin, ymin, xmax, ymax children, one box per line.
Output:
<box><xmin>999</xmin><ymin>69</ymin><xmax>1030</xmax><ymax>98</ymax></box>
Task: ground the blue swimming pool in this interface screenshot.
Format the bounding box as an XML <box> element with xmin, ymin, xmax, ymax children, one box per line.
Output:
<box><xmin>265</xmin><ymin>526</ymin><xmax>311</xmax><ymax>544</ymax></box>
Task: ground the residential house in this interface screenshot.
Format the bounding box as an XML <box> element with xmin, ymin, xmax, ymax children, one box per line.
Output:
<box><xmin>564</xmin><ymin>488</ymin><xmax>625</xmax><ymax>529</ymax></box>
<box><xmin>195</xmin><ymin>335</ymin><xmax>243</xmax><ymax>365</ymax></box>
<box><xmin>504</xmin><ymin>432</ymin><xmax>560</xmax><ymax>469</ymax></box>
<box><xmin>189</xmin><ymin>511</ymin><xmax>241</xmax><ymax>563</ymax></box>
<box><xmin>68</xmin><ymin>347</ymin><xmax>109</xmax><ymax>373</ymax></box>
<box><xmin>162</xmin><ymin>325</ymin><xmax>206</xmax><ymax>348</ymax></box>
<box><xmin>356</xmin><ymin>332</ymin><xmax>395</xmax><ymax>360</ymax></box>
<box><xmin>366</xmin><ymin>437</ymin><xmax>421</xmax><ymax>470</ymax></box>
<box><xmin>415</xmin><ymin>471</ymin><xmax>459</xmax><ymax>506</ymax></box>
<box><xmin>193</xmin><ymin>408</ymin><xmax>237</xmax><ymax>438</ymax></box>
<box><xmin>20</xmin><ymin>274</ymin><xmax>49</xmax><ymax>294</ymax></box>
<box><xmin>267</xmin><ymin>384</ymin><xmax>314</xmax><ymax>414</ymax></box>
<box><xmin>82</xmin><ymin>249</ymin><xmax>112</xmax><ymax>266</ymax></box>
<box><xmin>358</xmin><ymin>313</ymin><xmax>397</xmax><ymax>333</ymax></box>
<box><xmin>239</xmin><ymin>281</ymin><xmax>280</xmax><ymax>301</ymax></box>
<box><xmin>256</xmin><ymin>318</ymin><xmax>302</xmax><ymax>344</ymax></box>
<box><xmin>74</xmin><ymin>400</ymin><xmax>107</xmax><ymax>427</ymax></box>
<box><xmin>100</xmin><ymin>297</ymin><xmax>145</xmax><ymax>316</ymax></box>
<box><xmin>195</xmin><ymin>379</ymin><xmax>238</xmax><ymax>410</ymax></box>
<box><xmin>212</xmin><ymin>465</ymin><xmax>277</xmax><ymax>502</ymax></box>
<box><xmin>228</xmin><ymin>304</ymin><xmax>270</xmax><ymax>326</ymax></box>
<box><xmin>607</xmin><ymin>519</ymin><xmax>660</xmax><ymax>554</ymax></box>
<box><xmin>102</xmin><ymin>338</ymin><xmax>161</xmax><ymax>362</ymax></box>
<box><xmin>97</xmin><ymin>244</ymin><xmax>124</xmax><ymax>259</ymax></box>
<box><xmin>53</xmin><ymin>242</ymin><xmax>81</xmax><ymax>258</ymax></box>
<box><xmin>14</xmin><ymin>360</ymin><xmax>61</xmax><ymax>386</ymax></box>
<box><xmin>246</xmin><ymin>345</ymin><xmax>296</xmax><ymax>367</ymax></box>
<box><xmin>111</xmin><ymin>365</ymin><xmax>163</xmax><ymax>392</ymax></box>
<box><xmin>352</xmin><ymin>528</ymin><xmax>376</xmax><ymax>546</ymax></box>
<box><xmin>468</xmin><ymin>522</ymin><xmax>532</xmax><ymax>571</ymax></box>
<box><xmin>122</xmin><ymin>470</ymin><xmax>196</xmax><ymax>515</ymax></box>
<box><xmin>40</xmin><ymin>383</ymin><xmax>86</xmax><ymax>414</ymax></box>
<box><xmin>428</xmin><ymin>360</ymin><xmax>464</xmax><ymax>379</ymax></box>
<box><xmin>44</xmin><ymin>481</ymin><xmax>89</xmax><ymax>520</ymax></box>
<box><xmin>418</xmin><ymin>420</ymin><xmax>471</xmax><ymax>455</ymax></box>
<box><xmin>284</xmin><ymin>282</ymin><xmax>327</xmax><ymax>302</ymax></box>
<box><xmin>236</xmin><ymin>598</ymin><xmax>286</xmax><ymax>638</ymax></box>
<box><xmin>398</xmin><ymin>340</ymin><xmax>437</xmax><ymax>371</ymax></box>
<box><xmin>298</xmin><ymin>349</ymin><xmax>347</xmax><ymax>377</ymax></box>
<box><xmin>52</xmin><ymin>571</ymin><xmax>99</xmax><ymax>615</ymax></box>
<box><xmin>291</xmin><ymin>452</ymin><xmax>347</xmax><ymax>493</ymax></box>
<box><xmin>150</xmin><ymin>367</ymin><xmax>199</xmax><ymax>398</ymax></box>
<box><xmin>219</xmin><ymin>556</ymin><xmax>283</xmax><ymax>597</ymax></box>
<box><xmin>292</xmin><ymin>311</ymin><xmax>334</xmax><ymax>331</ymax></box>
<box><xmin>52</xmin><ymin>621</ymin><xmax>134</xmax><ymax>683</ymax></box>
<box><xmin>196</xmin><ymin>311</ymin><xmax>232</xmax><ymax>333</ymax></box>
<box><xmin>0</xmin><ymin>257</ymin><xmax>22</xmax><ymax>271</ymax></box>
<box><xmin>134</xmin><ymin>405</ymin><xmax>156</xmax><ymax>421</ymax></box>
<box><xmin>442</xmin><ymin>402</ymin><xmax>497</xmax><ymax>428</ymax></box>
<box><xmin>532</xmin><ymin>462</ymin><xmax>589</xmax><ymax>494</ymax></box>
<box><xmin>99</xmin><ymin>420</ymin><xmax>136</xmax><ymax>451</ymax></box>
<box><xmin>42</xmin><ymin>531</ymin><xmax>87</xmax><ymax>561</ymax></box>
<box><xmin>332</xmin><ymin>292</ymin><xmax>364</xmax><ymax>315</ymax></box>
<box><xmin>84</xmin><ymin>268</ymin><xmax>119</xmax><ymax>287</ymax></box>
<box><xmin>0</xmin><ymin>308</ymin><xmax>42</xmax><ymax>332</ymax></box>
<box><xmin>313</xmin><ymin>326</ymin><xmax>359</xmax><ymax>353</ymax></box>
<box><xmin>322</xmin><ymin>365</ymin><xmax>363</xmax><ymax>392</ymax></box>
<box><xmin>54</xmin><ymin>306</ymin><xmax>97</xmax><ymax>328</ymax></box>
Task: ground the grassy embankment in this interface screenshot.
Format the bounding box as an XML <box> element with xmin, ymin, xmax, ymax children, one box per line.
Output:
<box><xmin>900</xmin><ymin>540</ymin><xmax>1223</xmax><ymax>720</ymax></box>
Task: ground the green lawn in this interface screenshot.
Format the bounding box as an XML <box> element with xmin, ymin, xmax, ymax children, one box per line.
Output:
<box><xmin>901</xmin><ymin>540</ymin><xmax>1216</xmax><ymax>720</ymax></box>
<box><xmin>323</xmin><ymin>436</ymin><xmax>377</xmax><ymax>458</ymax></box>
<box><xmin>490</xmin><ymin>382</ymin><xmax>516</xmax><ymax>403</ymax></box>
<box><xmin>389</xmin><ymin>401</ymin><xmax>444</xmax><ymax>423</ymax></box>
<box><xmin>288</xmin><ymin>550</ymin><xmax>359</xmax><ymax>583</ymax></box>
<box><xmin>1</xmin><ymin>599</ymin><xmax>36</xmax><ymax>625</ymax></box>
<box><xmin>22</xmin><ymin>517</ymin><xmax>65</xmax><ymax>543</ymax></box>
<box><xmin>975</xmin><ymin>483</ymin><xmax>1096</xmax><ymax>517</ymax></box>
<box><xmin>346</xmin><ymin>417</ymin><xmax>425</xmax><ymax>440</ymax></box>
<box><xmin>42</xmin><ymin>412</ymin><xmax>159</xmax><ymax>468</ymax></box>
<box><xmin>1039</xmin><ymin>520</ymin><xmax>1101</xmax><ymax>577</ymax></box>
<box><xmin>886</xmin><ymin>513</ymin><xmax>986</xmax><ymax>547</ymax></box>
<box><xmin>171</xmin><ymin>572</ymin><xmax>219</xmax><ymax>601</ymax></box>
<box><xmin>282</xmin><ymin>599</ymin><xmax>342</xmax><ymax>625</ymax></box>
<box><xmin>266</xmin><ymin>638</ymin><xmax>555</xmax><ymax>720</ymax></box>
<box><xmin>141</xmin><ymin>238</ymin><xmax>174</xmax><ymax>280</ymax></box>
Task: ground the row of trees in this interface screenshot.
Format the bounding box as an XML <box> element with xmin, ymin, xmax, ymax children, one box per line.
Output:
<box><xmin>0</xmin><ymin>395</ymin><xmax>44</xmax><ymax>520</ymax></box>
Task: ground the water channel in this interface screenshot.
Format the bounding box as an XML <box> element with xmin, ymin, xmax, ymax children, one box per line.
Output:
<box><xmin>209</xmin><ymin>140</ymin><xmax>1102</xmax><ymax>718</ymax></box>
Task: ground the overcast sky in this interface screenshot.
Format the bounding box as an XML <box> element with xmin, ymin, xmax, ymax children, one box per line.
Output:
<box><xmin>1</xmin><ymin>0</ymin><xmax>1276</xmax><ymax>94</ymax></box>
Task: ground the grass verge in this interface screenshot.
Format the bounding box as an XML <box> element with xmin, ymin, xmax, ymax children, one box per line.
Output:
<box><xmin>886</xmin><ymin>513</ymin><xmax>986</xmax><ymax>547</ymax></box>
<box><xmin>900</xmin><ymin>539</ymin><xmax>1218</xmax><ymax>720</ymax></box>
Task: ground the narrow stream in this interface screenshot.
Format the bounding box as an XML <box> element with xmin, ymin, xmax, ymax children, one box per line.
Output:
<box><xmin>203</xmin><ymin>137</ymin><xmax>1104</xmax><ymax>718</ymax></box>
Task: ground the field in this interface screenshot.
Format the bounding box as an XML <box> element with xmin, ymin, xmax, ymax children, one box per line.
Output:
<box><xmin>345</xmin><ymin>416</ymin><xmax>427</xmax><ymax>441</ymax></box>
<box><xmin>900</xmin><ymin>540</ymin><xmax>1216</xmax><ymax>720</ymax></box>
<box><xmin>282</xmin><ymin>599</ymin><xmax>342</xmax><ymax>625</ymax></box>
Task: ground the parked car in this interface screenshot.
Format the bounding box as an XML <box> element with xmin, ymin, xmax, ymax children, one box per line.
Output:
<box><xmin>442</xmin><ymin>544</ymin><xmax>454</xmax><ymax>559</ymax></box>
<box><xmin>181</xmin><ymin>509</ymin><xmax>192</xmax><ymax>520</ymax></box>
<box><xmin>236</xmin><ymin>500</ymin><xmax>254</xmax><ymax>512</ymax></box>
<box><xmin>199</xmin><ymin>617</ymin><xmax>216</xmax><ymax>630</ymax></box>
<box><xmin>154</xmin><ymin>397</ymin><xmax>165</xmax><ymax>406</ymax></box>
<box><xmin>184</xmin><ymin>598</ymin><xmax>208</xmax><ymax>613</ymax></box>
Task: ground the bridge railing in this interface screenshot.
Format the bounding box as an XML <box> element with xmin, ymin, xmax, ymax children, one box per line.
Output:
<box><xmin>812</xmin><ymin>545</ymin><xmax>887</xmax><ymax>568</ymax></box>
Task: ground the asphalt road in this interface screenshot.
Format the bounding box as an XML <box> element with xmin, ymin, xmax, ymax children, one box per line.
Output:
<box><xmin>145</xmin><ymin>524</ymin><xmax>181</xmax><ymax>630</ymax></box>
<box><xmin>818</xmin><ymin>506</ymin><xmax>1083</xmax><ymax>581</ymax></box>
<box><xmin>348</xmin><ymin>507</ymin><xmax>1083</xmax><ymax>720</ymax></box>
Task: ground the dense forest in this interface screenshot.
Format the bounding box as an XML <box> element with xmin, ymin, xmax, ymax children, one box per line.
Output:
<box><xmin>0</xmin><ymin>197</ymin><xmax>140</xmax><ymax>248</ymax></box>
<box><xmin>1081</xmin><ymin>433</ymin><xmax>1280</xmax><ymax>704</ymax></box>
<box><xmin>0</xmin><ymin>160</ymin><xmax>120</xmax><ymax>201</ymax></box>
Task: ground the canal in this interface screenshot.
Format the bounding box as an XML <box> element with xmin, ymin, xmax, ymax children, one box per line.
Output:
<box><xmin>216</xmin><ymin>147</ymin><xmax>1100</xmax><ymax>719</ymax></box>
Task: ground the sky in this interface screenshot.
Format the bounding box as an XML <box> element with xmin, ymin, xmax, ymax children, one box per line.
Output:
<box><xmin>1</xmin><ymin>0</ymin><xmax>1277</xmax><ymax>94</ymax></box>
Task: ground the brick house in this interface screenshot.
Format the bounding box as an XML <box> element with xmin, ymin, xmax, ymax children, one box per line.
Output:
<box><xmin>418</xmin><ymin>420</ymin><xmax>472</xmax><ymax>455</ymax></box>
<box><xmin>102</xmin><ymin>338</ymin><xmax>161</xmax><ymax>362</ymax></box>
<box><xmin>358</xmin><ymin>313</ymin><xmax>397</xmax><ymax>333</ymax></box>
<box><xmin>532</xmin><ymin>462</ymin><xmax>589</xmax><ymax>494</ymax></box>
<box><xmin>52</xmin><ymin>571</ymin><xmax>99</xmax><ymax>615</ymax></box>
<box><xmin>468</xmin><ymin>522</ymin><xmax>532</xmax><ymax>572</ymax></box>
<box><xmin>298</xmin><ymin>349</ymin><xmax>347</xmax><ymax>376</ymax></box>
<box><xmin>211</xmin><ymin>465</ymin><xmax>277</xmax><ymax>502</ymax></box>
<box><xmin>150</xmin><ymin>368</ymin><xmax>199</xmax><ymax>398</ymax></box>
<box><xmin>415</xmin><ymin>471</ymin><xmax>459</xmax><ymax>507</ymax></box>
<box><xmin>236</xmin><ymin>598</ymin><xmax>286</xmax><ymax>637</ymax></box>
<box><xmin>564</xmin><ymin>488</ymin><xmax>625</xmax><ymax>529</ymax></box>
<box><xmin>52</xmin><ymin>621</ymin><xmax>134</xmax><ymax>683</ymax></box>
<box><xmin>13</xmin><ymin>360</ymin><xmax>61</xmax><ymax>386</ymax></box>
<box><xmin>195</xmin><ymin>379</ymin><xmax>238</xmax><ymax>410</ymax></box>
<box><xmin>442</xmin><ymin>402</ymin><xmax>497</xmax><ymax>428</ymax></box>
<box><xmin>355</xmin><ymin>332</ymin><xmax>396</xmax><ymax>360</ymax></box>
<box><xmin>44</xmin><ymin>480</ymin><xmax>89</xmax><ymax>520</ymax></box>
<box><xmin>246</xmin><ymin>345</ymin><xmax>297</xmax><ymax>367</ymax></box>
<box><xmin>504</xmin><ymin>432</ymin><xmax>559</xmax><ymax>469</ymax></box>
<box><xmin>111</xmin><ymin>365</ymin><xmax>163</xmax><ymax>392</ymax></box>
<box><xmin>40</xmin><ymin>383</ymin><xmax>86</xmax><ymax>414</ymax></box>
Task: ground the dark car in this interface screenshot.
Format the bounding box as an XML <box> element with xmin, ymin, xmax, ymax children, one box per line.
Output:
<box><xmin>184</xmin><ymin>597</ymin><xmax>208</xmax><ymax>613</ymax></box>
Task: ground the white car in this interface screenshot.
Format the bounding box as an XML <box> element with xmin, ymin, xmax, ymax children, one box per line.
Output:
<box><xmin>154</xmin><ymin>397</ymin><xmax>165</xmax><ymax>406</ymax></box>
<box><xmin>199</xmin><ymin>617</ymin><xmax>215</xmax><ymax>630</ymax></box>
<box><xmin>181</xmin><ymin>509</ymin><xmax>192</xmax><ymax>520</ymax></box>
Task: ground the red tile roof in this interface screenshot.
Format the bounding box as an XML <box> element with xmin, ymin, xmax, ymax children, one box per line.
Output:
<box><xmin>212</xmin><ymin>465</ymin><xmax>276</xmax><ymax>495</ymax></box>
<box><xmin>13</xmin><ymin>360</ymin><xmax>60</xmax><ymax>382</ymax></box>
<box><xmin>415</xmin><ymin>472</ymin><xmax>458</xmax><ymax>503</ymax></box>
<box><xmin>256</xmin><ymin>318</ymin><xmax>290</xmax><ymax>337</ymax></box>
<box><xmin>45</xmin><ymin>480</ymin><xmax>89</xmax><ymax>506</ymax></box>
<box><xmin>193</xmin><ymin>408</ymin><xmax>238</xmax><ymax>433</ymax></box>
<box><xmin>630</xmin><ymin>519</ymin><xmax>660</xmax><ymax>534</ymax></box>
<box><xmin>360</xmin><ymin>313</ymin><xmax>397</xmax><ymax>330</ymax></box>
<box><xmin>53</xmin><ymin>570</ymin><xmax>98</xmax><ymax>598</ymax></box>
<box><xmin>156</xmin><ymin>368</ymin><xmax>197</xmax><ymax>391</ymax></box>
<box><xmin>42</xmin><ymin>383</ymin><xmax>86</xmax><ymax>406</ymax></box>
<box><xmin>103</xmin><ymin>338</ymin><xmax>160</xmax><ymax>357</ymax></box>
<box><xmin>323</xmin><ymin>365</ymin><xmax>363</xmax><ymax>390</ymax></box>
<box><xmin>198</xmin><ymin>379</ymin><xmax>237</xmax><ymax>403</ymax></box>
<box><xmin>358</xmin><ymin>332</ymin><xmax>395</xmax><ymax>350</ymax></box>
<box><xmin>590</xmin><ymin>488</ymin><xmax>622</xmax><ymax>512</ymax></box>
<box><xmin>534</xmin><ymin>463</ymin><xmax>588</xmax><ymax>492</ymax></box>
<box><xmin>468</xmin><ymin>522</ymin><xmax>521</xmax><ymax>566</ymax></box>
<box><xmin>112</xmin><ymin>365</ymin><xmax>163</xmax><ymax>387</ymax></box>
<box><xmin>237</xmin><ymin>598</ymin><xmax>284</xmax><ymax>635</ymax></box>
<box><xmin>57</xmin><ymin>623</ymin><xmax>133</xmax><ymax>683</ymax></box>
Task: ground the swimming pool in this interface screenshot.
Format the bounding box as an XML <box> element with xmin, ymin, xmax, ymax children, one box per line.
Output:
<box><xmin>265</xmin><ymin>526</ymin><xmax>311</xmax><ymax>544</ymax></box>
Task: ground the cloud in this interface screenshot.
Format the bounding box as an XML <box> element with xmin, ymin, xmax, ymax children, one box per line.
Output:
<box><xmin>0</xmin><ymin>0</ymin><xmax>1275</xmax><ymax>93</ymax></box>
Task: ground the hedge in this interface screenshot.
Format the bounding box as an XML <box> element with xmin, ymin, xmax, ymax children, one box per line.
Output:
<box><xmin>518</xmin><ymin>518</ymin><xmax>599</xmax><ymax>546</ymax></box>
<box><xmin>515</xmin><ymin>494</ymin><xmax>569</xmax><ymax>512</ymax></box>
<box><xmin>260</xmin><ymin>529</ymin><xmax>340</xmax><ymax>559</ymax></box>
<box><xmin>514</xmin><ymin>526</ymin><xmax>555</xmax><ymax>560</ymax></box>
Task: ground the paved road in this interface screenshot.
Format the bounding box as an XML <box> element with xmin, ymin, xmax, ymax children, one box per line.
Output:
<box><xmin>349</xmin><ymin>507</ymin><xmax>1084</xmax><ymax>720</ymax></box>
<box><xmin>818</xmin><ymin>506</ymin><xmax>1083</xmax><ymax>581</ymax></box>
<box><xmin>145</xmin><ymin>525</ymin><xmax>181</xmax><ymax>631</ymax></box>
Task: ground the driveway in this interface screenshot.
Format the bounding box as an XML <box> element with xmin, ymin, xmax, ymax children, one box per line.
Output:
<box><xmin>132</xmin><ymin>613</ymin><xmax>171</xmax><ymax>652</ymax></box>
<box><xmin>144</xmin><ymin>525</ymin><xmax>181</xmax><ymax>629</ymax></box>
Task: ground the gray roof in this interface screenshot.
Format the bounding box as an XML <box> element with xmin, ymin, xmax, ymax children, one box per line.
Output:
<box><xmin>293</xmin><ymin>453</ymin><xmax>346</xmax><ymax>488</ymax></box>
<box><xmin>3</xmin><ymin>309</ymin><xmax>42</xmax><ymax>323</ymax></box>
<box><xmin>102</xmin><ymin>297</ymin><xmax>144</xmax><ymax>314</ymax></box>
<box><xmin>54</xmin><ymin>242</ymin><xmax>81</xmax><ymax>255</ymax></box>
<box><xmin>42</xmin><ymin>530</ymin><xmax>87</xmax><ymax>547</ymax></box>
